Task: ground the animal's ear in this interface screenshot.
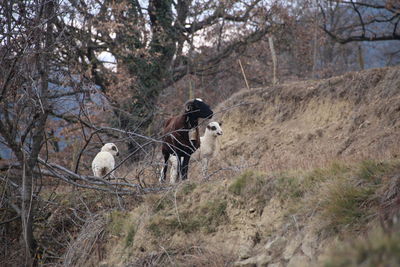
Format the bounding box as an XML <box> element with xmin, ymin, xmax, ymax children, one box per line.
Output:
<box><xmin>185</xmin><ymin>100</ymin><xmax>193</xmax><ymax>112</ymax></box>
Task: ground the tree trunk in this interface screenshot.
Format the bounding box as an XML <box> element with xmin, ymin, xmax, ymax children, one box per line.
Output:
<box><xmin>20</xmin><ymin>0</ymin><xmax>54</xmax><ymax>263</ymax></box>
<box><xmin>21</xmin><ymin>159</ymin><xmax>34</xmax><ymax>265</ymax></box>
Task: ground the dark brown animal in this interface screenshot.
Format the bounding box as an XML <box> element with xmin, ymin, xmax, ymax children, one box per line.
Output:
<box><xmin>160</xmin><ymin>98</ymin><xmax>213</xmax><ymax>182</ymax></box>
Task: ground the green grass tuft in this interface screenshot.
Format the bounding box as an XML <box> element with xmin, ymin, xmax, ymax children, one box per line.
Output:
<box><xmin>152</xmin><ymin>194</ymin><xmax>174</xmax><ymax>212</ymax></box>
<box><xmin>228</xmin><ymin>170</ymin><xmax>267</xmax><ymax>196</ymax></box>
<box><xmin>181</xmin><ymin>182</ymin><xmax>197</xmax><ymax>195</ymax></box>
<box><xmin>276</xmin><ymin>174</ymin><xmax>304</xmax><ymax>200</ymax></box>
<box><xmin>107</xmin><ymin>210</ymin><xmax>126</xmax><ymax>237</ymax></box>
<box><xmin>321</xmin><ymin>180</ymin><xmax>375</xmax><ymax>230</ymax></box>
<box><xmin>228</xmin><ymin>170</ymin><xmax>253</xmax><ymax>195</ymax></box>
<box><xmin>357</xmin><ymin>160</ymin><xmax>392</xmax><ymax>184</ymax></box>
<box><xmin>125</xmin><ymin>224</ymin><xmax>136</xmax><ymax>247</ymax></box>
<box><xmin>324</xmin><ymin>227</ymin><xmax>400</xmax><ymax>267</ymax></box>
<box><xmin>148</xmin><ymin>199</ymin><xmax>228</xmax><ymax>237</ymax></box>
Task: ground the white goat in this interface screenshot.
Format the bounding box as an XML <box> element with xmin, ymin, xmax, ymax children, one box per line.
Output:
<box><xmin>169</xmin><ymin>121</ymin><xmax>223</xmax><ymax>182</ymax></box>
<box><xmin>92</xmin><ymin>143</ymin><xmax>119</xmax><ymax>178</ymax></box>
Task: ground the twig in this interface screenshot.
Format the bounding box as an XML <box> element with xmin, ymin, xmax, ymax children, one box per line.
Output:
<box><xmin>292</xmin><ymin>215</ymin><xmax>300</xmax><ymax>233</ymax></box>
<box><xmin>173</xmin><ymin>187</ymin><xmax>182</xmax><ymax>226</ymax></box>
<box><xmin>238</xmin><ymin>59</ymin><xmax>250</xmax><ymax>90</ymax></box>
<box><xmin>159</xmin><ymin>245</ymin><xmax>175</xmax><ymax>266</ymax></box>
<box><xmin>0</xmin><ymin>215</ymin><xmax>20</xmax><ymax>226</ymax></box>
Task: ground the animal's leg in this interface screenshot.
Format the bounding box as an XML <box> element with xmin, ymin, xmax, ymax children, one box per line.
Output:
<box><xmin>181</xmin><ymin>155</ymin><xmax>190</xmax><ymax>180</ymax></box>
<box><xmin>160</xmin><ymin>153</ymin><xmax>170</xmax><ymax>183</ymax></box>
<box><xmin>169</xmin><ymin>155</ymin><xmax>179</xmax><ymax>183</ymax></box>
<box><xmin>177</xmin><ymin>156</ymin><xmax>182</xmax><ymax>182</ymax></box>
<box><xmin>202</xmin><ymin>158</ymin><xmax>209</xmax><ymax>179</ymax></box>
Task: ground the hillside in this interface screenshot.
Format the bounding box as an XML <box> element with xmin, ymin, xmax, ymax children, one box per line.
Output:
<box><xmin>64</xmin><ymin>66</ymin><xmax>400</xmax><ymax>266</ymax></box>
<box><xmin>217</xmin><ymin>66</ymin><xmax>400</xmax><ymax>172</ymax></box>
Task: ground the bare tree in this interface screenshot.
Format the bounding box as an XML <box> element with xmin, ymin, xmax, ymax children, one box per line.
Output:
<box><xmin>0</xmin><ymin>1</ymin><xmax>150</xmax><ymax>264</ymax></box>
<box><xmin>53</xmin><ymin>0</ymin><xmax>286</xmax><ymax>155</ymax></box>
<box><xmin>318</xmin><ymin>0</ymin><xmax>400</xmax><ymax>44</ymax></box>
<box><xmin>0</xmin><ymin>0</ymin><xmax>58</xmax><ymax>262</ymax></box>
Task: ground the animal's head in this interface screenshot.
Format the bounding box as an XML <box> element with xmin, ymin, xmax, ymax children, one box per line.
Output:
<box><xmin>185</xmin><ymin>98</ymin><xmax>213</xmax><ymax>119</ymax></box>
<box><xmin>206</xmin><ymin>121</ymin><xmax>223</xmax><ymax>137</ymax></box>
<box><xmin>101</xmin><ymin>143</ymin><xmax>119</xmax><ymax>156</ymax></box>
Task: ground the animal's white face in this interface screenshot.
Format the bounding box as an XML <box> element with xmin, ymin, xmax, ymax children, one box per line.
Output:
<box><xmin>101</xmin><ymin>143</ymin><xmax>119</xmax><ymax>156</ymax></box>
<box><xmin>206</xmin><ymin>121</ymin><xmax>223</xmax><ymax>137</ymax></box>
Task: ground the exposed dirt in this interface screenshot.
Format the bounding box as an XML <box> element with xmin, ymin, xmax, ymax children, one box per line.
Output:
<box><xmin>214</xmin><ymin>66</ymin><xmax>400</xmax><ymax>173</ymax></box>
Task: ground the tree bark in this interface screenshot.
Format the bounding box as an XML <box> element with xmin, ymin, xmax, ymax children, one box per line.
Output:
<box><xmin>20</xmin><ymin>0</ymin><xmax>54</xmax><ymax>263</ymax></box>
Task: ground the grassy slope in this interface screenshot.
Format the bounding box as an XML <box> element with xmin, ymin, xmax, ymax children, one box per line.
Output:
<box><xmin>70</xmin><ymin>66</ymin><xmax>400</xmax><ymax>266</ymax></box>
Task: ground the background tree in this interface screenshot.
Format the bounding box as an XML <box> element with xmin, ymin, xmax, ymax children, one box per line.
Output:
<box><xmin>1</xmin><ymin>0</ymin><xmax>139</xmax><ymax>264</ymax></box>
<box><xmin>0</xmin><ymin>0</ymin><xmax>57</xmax><ymax>262</ymax></box>
<box><xmin>55</xmin><ymin>0</ymin><xmax>286</xmax><ymax>155</ymax></box>
<box><xmin>318</xmin><ymin>0</ymin><xmax>400</xmax><ymax>43</ymax></box>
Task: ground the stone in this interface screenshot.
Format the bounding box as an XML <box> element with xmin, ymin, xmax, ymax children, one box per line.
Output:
<box><xmin>265</xmin><ymin>236</ymin><xmax>286</xmax><ymax>254</ymax></box>
<box><xmin>234</xmin><ymin>257</ymin><xmax>257</xmax><ymax>267</ymax></box>
<box><xmin>256</xmin><ymin>254</ymin><xmax>272</xmax><ymax>266</ymax></box>
<box><xmin>98</xmin><ymin>262</ymin><xmax>109</xmax><ymax>267</ymax></box>
<box><xmin>287</xmin><ymin>254</ymin><xmax>310</xmax><ymax>267</ymax></box>
<box><xmin>301</xmin><ymin>232</ymin><xmax>317</xmax><ymax>259</ymax></box>
<box><xmin>234</xmin><ymin>254</ymin><xmax>272</xmax><ymax>267</ymax></box>
<box><xmin>239</xmin><ymin>243</ymin><xmax>253</xmax><ymax>260</ymax></box>
<box><xmin>282</xmin><ymin>235</ymin><xmax>302</xmax><ymax>260</ymax></box>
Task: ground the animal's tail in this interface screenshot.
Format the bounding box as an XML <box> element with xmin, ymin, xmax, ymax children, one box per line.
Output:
<box><xmin>100</xmin><ymin>167</ymin><xmax>108</xmax><ymax>176</ymax></box>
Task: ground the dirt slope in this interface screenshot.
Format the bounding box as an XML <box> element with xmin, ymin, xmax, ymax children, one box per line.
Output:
<box><xmin>67</xmin><ymin>66</ymin><xmax>400</xmax><ymax>267</ymax></box>
<box><xmin>215</xmin><ymin>66</ymin><xmax>400</xmax><ymax>173</ymax></box>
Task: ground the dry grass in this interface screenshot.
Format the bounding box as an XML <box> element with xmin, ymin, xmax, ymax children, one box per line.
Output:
<box><xmin>39</xmin><ymin>66</ymin><xmax>400</xmax><ymax>266</ymax></box>
<box><xmin>63</xmin><ymin>158</ymin><xmax>400</xmax><ymax>266</ymax></box>
<box><xmin>214</xmin><ymin>67</ymin><xmax>400</xmax><ymax>176</ymax></box>
<box><xmin>63</xmin><ymin>214</ymin><xmax>107</xmax><ymax>267</ymax></box>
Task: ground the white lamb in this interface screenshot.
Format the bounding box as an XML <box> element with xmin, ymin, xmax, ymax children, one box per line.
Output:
<box><xmin>169</xmin><ymin>121</ymin><xmax>223</xmax><ymax>183</ymax></box>
<box><xmin>91</xmin><ymin>143</ymin><xmax>119</xmax><ymax>178</ymax></box>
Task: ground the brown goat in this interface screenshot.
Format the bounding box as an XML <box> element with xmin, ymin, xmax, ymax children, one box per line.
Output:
<box><xmin>160</xmin><ymin>98</ymin><xmax>213</xmax><ymax>182</ymax></box>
